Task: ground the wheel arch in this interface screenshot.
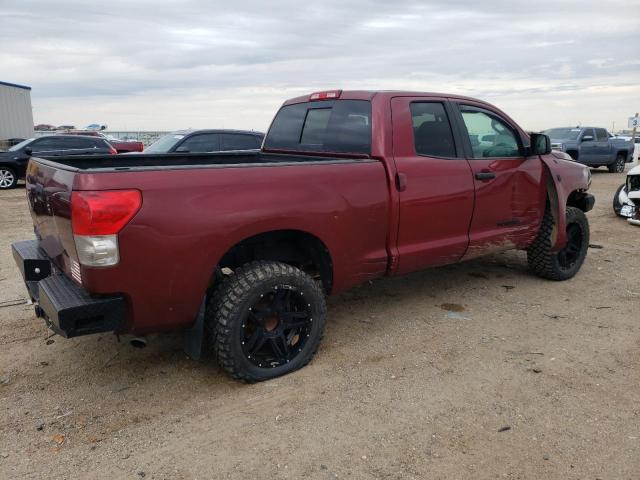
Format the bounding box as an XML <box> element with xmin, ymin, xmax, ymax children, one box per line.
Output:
<box><xmin>214</xmin><ymin>229</ymin><xmax>334</xmax><ymax>294</ymax></box>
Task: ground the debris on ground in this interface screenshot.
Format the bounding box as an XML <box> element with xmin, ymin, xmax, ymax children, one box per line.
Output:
<box><xmin>439</xmin><ymin>303</ymin><xmax>465</xmax><ymax>312</ymax></box>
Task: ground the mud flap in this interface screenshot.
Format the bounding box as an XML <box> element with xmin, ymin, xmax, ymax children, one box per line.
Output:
<box><xmin>183</xmin><ymin>298</ymin><xmax>206</xmax><ymax>361</ymax></box>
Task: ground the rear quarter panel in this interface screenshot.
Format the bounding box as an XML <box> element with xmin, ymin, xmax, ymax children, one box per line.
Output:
<box><xmin>75</xmin><ymin>161</ymin><xmax>390</xmax><ymax>334</ymax></box>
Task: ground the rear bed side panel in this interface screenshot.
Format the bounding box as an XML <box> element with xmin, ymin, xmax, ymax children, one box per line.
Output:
<box><xmin>75</xmin><ymin>161</ymin><xmax>390</xmax><ymax>334</ymax></box>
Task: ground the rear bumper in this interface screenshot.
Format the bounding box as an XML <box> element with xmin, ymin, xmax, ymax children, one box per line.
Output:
<box><xmin>12</xmin><ymin>240</ymin><xmax>125</xmax><ymax>338</ymax></box>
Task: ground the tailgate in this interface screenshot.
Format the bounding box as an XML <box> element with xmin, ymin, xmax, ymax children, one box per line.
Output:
<box><xmin>25</xmin><ymin>158</ymin><xmax>81</xmax><ymax>282</ymax></box>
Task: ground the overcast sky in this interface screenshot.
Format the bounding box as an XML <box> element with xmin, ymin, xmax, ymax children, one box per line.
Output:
<box><xmin>2</xmin><ymin>0</ymin><xmax>639</xmax><ymax>132</ymax></box>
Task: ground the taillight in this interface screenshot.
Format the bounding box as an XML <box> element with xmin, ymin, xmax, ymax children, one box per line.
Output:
<box><xmin>72</xmin><ymin>190</ymin><xmax>141</xmax><ymax>235</ymax></box>
<box><xmin>71</xmin><ymin>190</ymin><xmax>142</xmax><ymax>267</ymax></box>
<box><xmin>309</xmin><ymin>90</ymin><xmax>342</xmax><ymax>101</ymax></box>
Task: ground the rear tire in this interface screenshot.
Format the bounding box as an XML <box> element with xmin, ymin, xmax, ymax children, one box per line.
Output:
<box><xmin>613</xmin><ymin>183</ymin><xmax>626</xmax><ymax>216</ymax></box>
<box><xmin>0</xmin><ymin>167</ymin><xmax>17</xmax><ymax>189</ymax></box>
<box><xmin>608</xmin><ymin>154</ymin><xmax>626</xmax><ymax>173</ymax></box>
<box><xmin>206</xmin><ymin>261</ymin><xmax>326</xmax><ymax>382</ymax></box>
<box><xmin>527</xmin><ymin>206</ymin><xmax>589</xmax><ymax>281</ymax></box>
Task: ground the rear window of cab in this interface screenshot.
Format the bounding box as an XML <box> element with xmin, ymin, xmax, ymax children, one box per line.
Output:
<box><xmin>264</xmin><ymin>100</ymin><xmax>372</xmax><ymax>155</ymax></box>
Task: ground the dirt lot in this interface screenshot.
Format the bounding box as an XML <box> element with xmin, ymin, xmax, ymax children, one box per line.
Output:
<box><xmin>0</xmin><ymin>168</ymin><xmax>638</xmax><ymax>480</ymax></box>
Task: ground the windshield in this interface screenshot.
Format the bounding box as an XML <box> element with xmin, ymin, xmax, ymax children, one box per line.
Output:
<box><xmin>543</xmin><ymin>128</ymin><xmax>581</xmax><ymax>140</ymax></box>
<box><xmin>8</xmin><ymin>138</ymin><xmax>35</xmax><ymax>152</ymax></box>
<box><xmin>144</xmin><ymin>133</ymin><xmax>185</xmax><ymax>153</ymax></box>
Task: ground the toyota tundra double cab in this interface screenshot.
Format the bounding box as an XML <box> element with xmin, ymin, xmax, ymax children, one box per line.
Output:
<box><xmin>12</xmin><ymin>90</ymin><xmax>594</xmax><ymax>382</ymax></box>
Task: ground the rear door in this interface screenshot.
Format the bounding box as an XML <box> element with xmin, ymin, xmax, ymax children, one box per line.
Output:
<box><xmin>391</xmin><ymin>97</ymin><xmax>475</xmax><ymax>274</ymax></box>
<box><xmin>452</xmin><ymin>103</ymin><xmax>545</xmax><ymax>258</ymax></box>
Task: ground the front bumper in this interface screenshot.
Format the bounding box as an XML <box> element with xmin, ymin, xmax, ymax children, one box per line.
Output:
<box><xmin>575</xmin><ymin>193</ymin><xmax>595</xmax><ymax>213</ymax></box>
<box><xmin>12</xmin><ymin>240</ymin><xmax>125</xmax><ymax>338</ymax></box>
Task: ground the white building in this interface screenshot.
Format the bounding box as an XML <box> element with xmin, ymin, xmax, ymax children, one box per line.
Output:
<box><xmin>0</xmin><ymin>81</ymin><xmax>34</xmax><ymax>142</ymax></box>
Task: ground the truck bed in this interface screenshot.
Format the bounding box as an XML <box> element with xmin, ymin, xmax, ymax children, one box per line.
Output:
<box><xmin>24</xmin><ymin>151</ymin><xmax>391</xmax><ymax>335</ymax></box>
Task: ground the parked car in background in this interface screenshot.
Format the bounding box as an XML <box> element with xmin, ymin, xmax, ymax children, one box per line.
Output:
<box><xmin>34</xmin><ymin>124</ymin><xmax>56</xmax><ymax>131</ymax></box>
<box><xmin>12</xmin><ymin>90</ymin><xmax>594</xmax><ymax>382</ymax></box>
<box><xmin>0</xmin><ymin>135</ymin><xmax>116</xmax><ymax>189</ymax></box>
<box><xmin>543</xmin><ymin>127</ymin><xmax>634</xmax><ymax>172</ymax></box>
<box><xmin>144</xmin><ymin>129</ymin><xmax>264</xmax><ymax>153</ymax></box>
<box><xmin>60</xmin><ymin>130</ymin><xmax>144</xmax><ymax>153</ymax></box>
<box><xmin>613</xmin><ymin>164</ymin><xmax>640</xmax><ymax>226</ymax></box>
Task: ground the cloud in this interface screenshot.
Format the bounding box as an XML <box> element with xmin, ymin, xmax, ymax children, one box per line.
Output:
<box><xmin>1</xmin><ymin>0</ymin><xmax>638</xmax><ymax>131</ymax></box>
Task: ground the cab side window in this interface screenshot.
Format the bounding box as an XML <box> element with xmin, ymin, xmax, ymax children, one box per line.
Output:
<box><xmin>460</xmin><ymin>107</ymin><xmax>522</xmax><ymax>158</ymax></box>
<box><xmin>595</xmin><ymin>128</ymin><xmax>608</xmax><ymax>141</ymax></box>
<box><xmin>410</xmin><ymin>102</ymin><xmax>456</xmax><ymax>157</ymax></box>
<box><xmin>581</xmin><ymin>128</ymin><xmax>595</xmax><ymax>141</ymax></box>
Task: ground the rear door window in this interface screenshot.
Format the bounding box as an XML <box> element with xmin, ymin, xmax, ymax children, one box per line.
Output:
<box><xmin>410</xmin><ymin>102</ymin><xmax>456</xmax><ymax>157</ymax></box>
<box><xmin>177</xmin><ymin>134</ymin><xmax>220</xmax><ymax>153</ymax></box>
<box><xmin>264</xmin><ymin>99</ymin><xmax>371</xmax><ymax>154</ymax></box>
<box><xmin>220</xmin><ymin>134</ymin><xmax>260</xmax><ymax>151</ymax></box>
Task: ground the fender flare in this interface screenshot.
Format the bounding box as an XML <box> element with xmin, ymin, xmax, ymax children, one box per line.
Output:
<box><xmin>541</xmin><ymin>163</ymin><xmax>567</xmax><ymax>251</ymax></box>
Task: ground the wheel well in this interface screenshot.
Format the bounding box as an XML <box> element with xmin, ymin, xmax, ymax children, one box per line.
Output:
<box><xmin>616</xmin><ymin>150</ymin><xmax>628</xmax><ymax>159</ymax></box>
<box><xmin>566</xmin><ymin>150</ymin><xmax>579</xmax><ymax>161</ymax></box>
<box><xmin>216</xmin><ymin>230</ymin><xmax>333</xmax><ymax>293</ymax></box>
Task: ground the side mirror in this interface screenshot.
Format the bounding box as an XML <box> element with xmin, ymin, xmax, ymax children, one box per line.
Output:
<box><xmin>24</xmin><ymin>147</ymin><xmax>33</xmax><ymax>156</ymax></box>
<box><xmin>528</xmin><ymin>133</ymin><xmax>551</xmax><ymax>156</ymax></box>
<box><xmin>581</xmin><ymin>135</ymin><xmax>594</xmax><ymax>142</ymax></box>
<box><xmin>174</xmin><ymin>146</ymin><xmax>190</xmax><ymax>153</ymax></box>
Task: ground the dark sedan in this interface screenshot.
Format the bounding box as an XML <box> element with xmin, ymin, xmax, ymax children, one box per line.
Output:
<box><xmin>0</xmin><ymin>135</ymin><xmax>116</xmax><ymax>189</ymax></box>
<box><xmin>144</xmin><ymin>129</ymin><xmax>264</xmax><ymax>154</ymax></box>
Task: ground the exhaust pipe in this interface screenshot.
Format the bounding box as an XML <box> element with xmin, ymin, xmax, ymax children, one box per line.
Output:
<box><xmin>130</xmin><ymin>337</ymin><xmax>147</xmax><ymax>349</ymax></box>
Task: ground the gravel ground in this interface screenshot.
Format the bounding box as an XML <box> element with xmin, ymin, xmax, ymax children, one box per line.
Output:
<box><xmin>0</xmin><ymin>166</ymin><xmax>638</xmax><ymax>479</ymax></box>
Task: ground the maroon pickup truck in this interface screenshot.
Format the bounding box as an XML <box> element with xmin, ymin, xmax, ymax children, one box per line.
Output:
<box><xmin>12</xmin><ymin>90</ymin><xmax>594</xmax><ymax>382</ymax></box>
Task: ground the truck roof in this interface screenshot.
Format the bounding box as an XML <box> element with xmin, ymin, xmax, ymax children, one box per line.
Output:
<box><xmin>282</xmin><ymin>90</ymin><xmax>500</xmax><ymax>108</ymax></box>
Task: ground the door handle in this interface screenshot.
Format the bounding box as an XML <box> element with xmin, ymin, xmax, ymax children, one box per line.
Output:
<box><xmin>396</xmin><ymin>172</ymin><xmax>408</xmax><ymax>192</ymax></box>
<box><xmin>475</xmin><ymin>172</ymin><xmax>496</xmax><ymax>181</ymax></box>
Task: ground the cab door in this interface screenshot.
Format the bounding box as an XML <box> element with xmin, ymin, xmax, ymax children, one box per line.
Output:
<box><xmin>451</xmin><ymin>103</ymin><xmax>545</xmax><ymax>258</ymax></box>
<box><xmin>578</xmin><ymin>128</ymin><xmax>597</xmax><ymax>164</ymax></box>
<box><xmin>391</xmin><ymin>97</ymin><xmax>475</xmax><ymax>274</ymax></box>
<box><xmin>593</xmin><ymin>128</ymin><xmax>612</xmax><ymax>163</ymax></box>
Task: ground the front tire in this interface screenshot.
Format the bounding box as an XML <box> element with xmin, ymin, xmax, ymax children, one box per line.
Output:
<box><xmin>613</xmin><ymin>183</ymin><xmax>627</xmax><ymax>216</ymax></box>
<box><xmin>527</xmin><ymin>206</ymin><xmax>589</xmax><ymax>281</ymax></box>
<box><xmin>0</xmin><ymin>167</ymin><xmax>18</xmax><ymax>189</ymax></box>
<box><xmin>207</xmin><ymin>261</ymin><xmax>326</xmax><ymax>382</ymax></box>
<box><xmin>608</xmin><ymin>154</ymin><xmax>626</xmax><ymax>173</ymax></box>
